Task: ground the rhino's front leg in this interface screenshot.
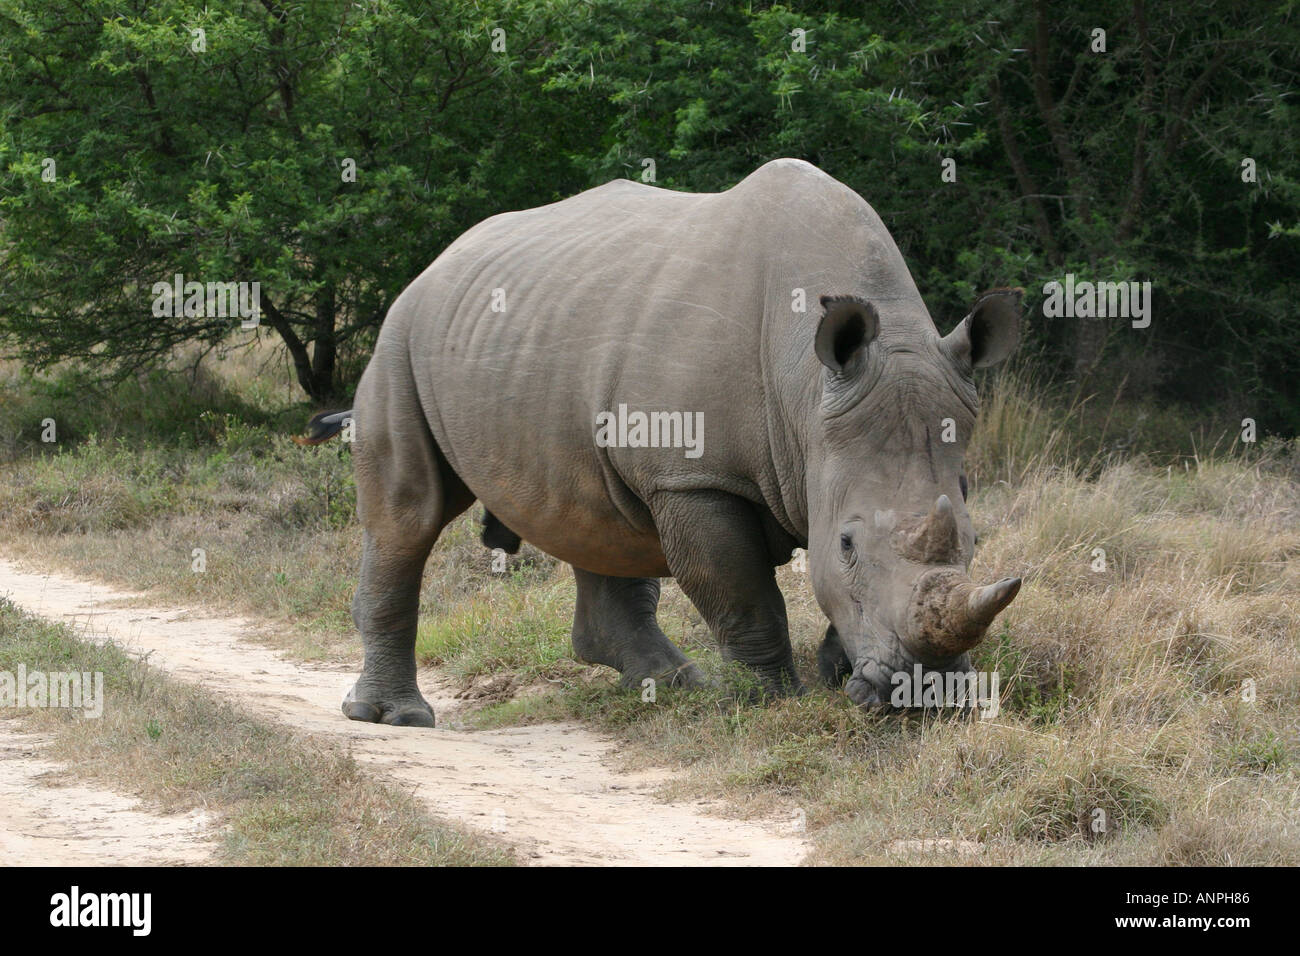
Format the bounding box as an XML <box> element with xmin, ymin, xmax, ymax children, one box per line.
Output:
<box><xmin>817</xmin><ymin>624</ymin><xmax>854</xmax><ymax>689</ymax></box>
<box><xmin>652</xmin><ymin>491</ymin><xmax>802</xmax><ymax>696</ymax></box>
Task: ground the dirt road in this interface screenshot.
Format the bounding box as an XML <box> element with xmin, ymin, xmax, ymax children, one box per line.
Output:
<box><xmin>0</xmin><ymin>557</ymin><xmax>807</xmax><ymax>866</ymax></box>
<box><xmin>0</xmin><ymin>727</ymin><xmax>215</xmax><ymax>865</ymax></box>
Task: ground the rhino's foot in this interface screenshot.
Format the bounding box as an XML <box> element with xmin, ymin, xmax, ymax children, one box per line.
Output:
<box><xmin>342</xmin><ymin>683</ymin><xmax>436</xmax><ymax>728</ymax></box>
<box><xmin>844</xmin><ymin>673</ymin><xmax>888</xmax><ymax>710</ymax></box>
<box><xmin>753</xmin><ymin>668</ymin><xmax>806</xmax><ymax>700</ymax></box>
<box><xmin>618</xmin><ymin>654</ymin><xmax>706</xmax><ymax>692</ymax></box>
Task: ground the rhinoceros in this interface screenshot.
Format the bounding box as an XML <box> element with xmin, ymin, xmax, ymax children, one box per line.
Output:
<box><xmin>304</xmin><ymin>158</ymin><xmax>1023</xmax><ymax>726</ymax></box>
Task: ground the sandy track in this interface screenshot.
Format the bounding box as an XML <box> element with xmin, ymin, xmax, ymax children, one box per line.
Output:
<box><xmin>0</xmin><ymin>728</ymin><xmax>216</xmax><ymax>866</ymax></box>
<box><xmin>0</xmin><ymin>557</ymin><xmax>807</xmax><ymax>866</ymax></box>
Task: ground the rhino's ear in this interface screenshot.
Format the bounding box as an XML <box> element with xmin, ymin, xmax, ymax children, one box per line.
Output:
<box><xmin>815</xmin><ymin>295</ymin><xmax>880</xmax><ymax>373</ymax></box>
<box><xmin>941</xmin><ymin>287</ymin><xmax>1023</xmax><ymax>369</ymax></box>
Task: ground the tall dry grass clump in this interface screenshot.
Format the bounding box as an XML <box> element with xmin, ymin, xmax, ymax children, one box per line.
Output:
<box><xmin>950</xmin><ymin>371</ymin><xmax>1300</xmax><ymax>862</ymax></box>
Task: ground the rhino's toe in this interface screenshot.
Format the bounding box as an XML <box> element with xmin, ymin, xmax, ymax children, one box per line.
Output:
<box><xmin>619</xmin><ymin>656</ymin><xmax>706</xmax><ymax>692</ymax></box>
<box><xmin>670</xmin><ymin>660</ymin><xmax>708</xmax><ymax>689</ymax></box>
<box><xmin>845</xmin><ymin>674</ymin><xmax>889</xmax><ymax>710</ymax></box>
<box><xmin>342</xmin><ymin>685</ymin><xmax>436</xmax><ymax>728</ymax></box>
<box><xmin>341</xmin><ymin>697</ymin><xmax>382</xmax><ymax>723</ymax></box>
<box><xmin>386</xmin><ymin>704</ymin><xmax>437</xmax><ymax>728</ymax></box>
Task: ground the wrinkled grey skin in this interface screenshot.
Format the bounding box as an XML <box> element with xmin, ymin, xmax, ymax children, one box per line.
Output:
<box><xmin>338</xmin><ymin>158</ymin><xmax>1022</xmax><ymax>727</ymax></box>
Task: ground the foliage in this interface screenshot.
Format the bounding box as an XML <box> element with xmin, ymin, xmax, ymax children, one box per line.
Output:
<box><xmin>0</xmin><ymin>0</ymin><xmax>596</xmax><ymax>400</ymax></box>
<box><xmin>1</xmin><ymin>1</ymin><xmax>1296</xmax><ymax>429</ymax></box>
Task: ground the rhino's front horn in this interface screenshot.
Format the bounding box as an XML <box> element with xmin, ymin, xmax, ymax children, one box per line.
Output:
<box><xmin>968</xmin><ymin>577</ymin><xmax>1021</xmax><ymax>625</ymax></box>
<box><xmin>906</xmin><ymin>569</ymin><xmax>1022</xmax><ymax>659</ymax></box>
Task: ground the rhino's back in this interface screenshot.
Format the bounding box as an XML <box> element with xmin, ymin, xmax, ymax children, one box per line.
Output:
<box><xmin>393</xmin><ymin>159</ymin><xmax>919</xmax><ymax>574</ymax></box>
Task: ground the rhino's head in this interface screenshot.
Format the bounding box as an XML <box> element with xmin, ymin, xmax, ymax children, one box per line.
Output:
<box><xmin>805</xmin><ymin>288</ymin><xmax>1023</xmax><ymax>707</ymax></box>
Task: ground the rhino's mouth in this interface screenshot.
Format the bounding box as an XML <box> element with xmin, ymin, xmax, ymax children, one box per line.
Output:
<box><xmin>842</xmin><ymin>567</ymin><xmax>1018</xmax><ymax>710</ymax></box>
<box><xmin>843</xmin><ymin>628</ymin><xmax>974</xmax><ymax>710</ymax></box>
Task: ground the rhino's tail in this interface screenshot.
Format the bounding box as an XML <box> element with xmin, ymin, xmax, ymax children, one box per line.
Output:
<box><xmin>293</xmin><ymin>409</ymin><xmax>353</xmax><ymax>446</ymax></box>
<box><xmin>480</xmin><ymin>509</ymin><xmax>522</xmax><ymax>554</ymax></box>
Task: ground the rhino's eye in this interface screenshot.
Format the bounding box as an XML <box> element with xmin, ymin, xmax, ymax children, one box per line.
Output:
<box><xmin>840</xmin><ymin>532</ymin><xmax>854</xmax><ymax>554</ymax></box>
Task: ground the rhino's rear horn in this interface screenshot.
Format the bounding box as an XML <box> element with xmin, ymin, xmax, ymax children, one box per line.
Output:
<box><xmin>902</xmin><ymin>494</ymin><xmax>962</xmax><ymax>564</ymax></box>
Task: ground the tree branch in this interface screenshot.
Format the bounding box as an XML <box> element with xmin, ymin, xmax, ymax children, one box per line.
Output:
<box><xmin>1030</xmin><ymin>0</ymin><xmax>1091</xmax><ymax>227</ymax></box>
<box><xmin>991</xmin><ymin>73</ymin><xmax>1062</xmax><ymax>264</ymax></box>
<box><xmin>261</xmin><ymin>294</ymin><xmax>315</xmax><ymax>397</ymax></box>
<box><xmin>1117</xmin><ymin>0</ymin><xmax>1156</xmax><ymax>241</ymax></box>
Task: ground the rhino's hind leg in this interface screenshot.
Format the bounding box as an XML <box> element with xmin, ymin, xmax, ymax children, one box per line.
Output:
<box><xmin>344</xmin><ymin>352</ymin><xmax>474</xmax><ymax>728</ymax></box>
<box><xmin>652</xmin><ymin>491</ymin><xmax>803</xmax><ymax>696</ymax></box>
<box><xmin>571</xmin><ymin>568</ymin><xmax>703</xmax><ymax>690</ymax></box>
<box><xmin>345</xmin><ymin>530</ymin><xmax>443</xmax><ymax>727</ymax></box>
